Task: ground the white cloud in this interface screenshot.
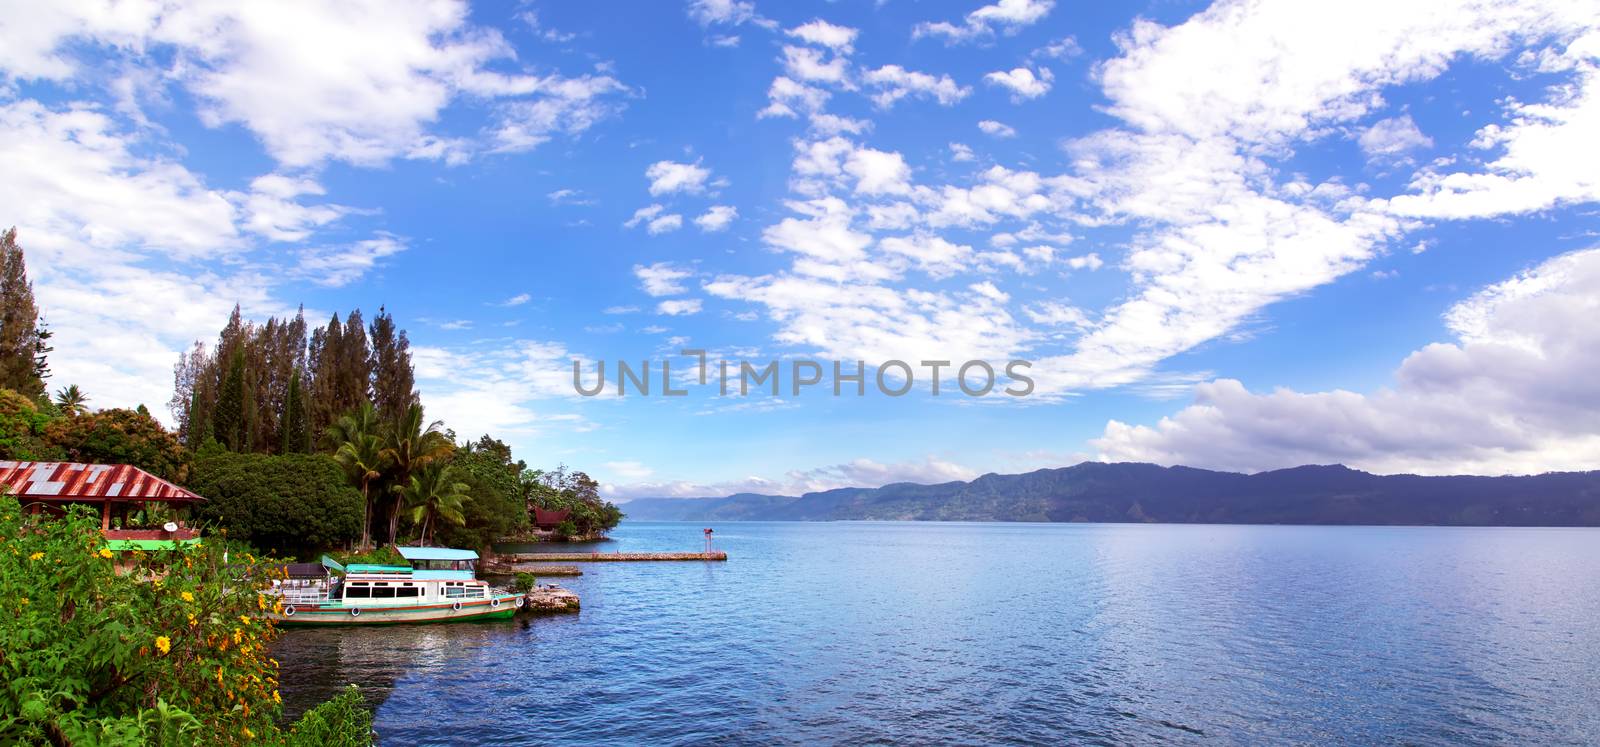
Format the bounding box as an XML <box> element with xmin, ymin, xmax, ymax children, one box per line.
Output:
<box><xmin>780</xmin><ymin>45</ymin><xmax>851</xmax><ymax>86</ymax></box>
<box><xmin>648</xmin><ymin>214</ymin><xmax>684</xmax><ymax>234</ymax></box>
<box><xmin>949</xmin><ymin>142</ymin><xmax>976</xmax><ymax>162</ymax></box>
<box><xmin>695</xmin><ymin>205</ymin><xmax>739</xmax><ymax>232</ymax></box>
<box><xmin>634</xmin><ymin>262</ymin><xmax>693</xmax><ymax>296</ymax></box>
<box><xmin>977</xmin><ymin>119</ymin><xmax>1016</xmax><ymax>138</ymax></box>
<box><xmin>646</xmin><ymin>159</ymin><xmax>713</xmax><ymax>195</ymax></box>
<box><xmin>0</xmin><ymin>1</ymin><xmax>631</xmax><ymax>168</ymax></box>
<box><xmin>863</xmin><ymin>65</ymin><xmax>972</xmax><ymax>109</ymax></box>
<box><xmin>1065</xmin><ymin>253</ymin><xmax>1104</xmax><ymax>271</ymax></box>
<box><xmin>547</xmin><ymin>188</ymin><xmax>594</xmax><ymax>205</ymax></box>
<box><xmin>1358</xmin><ymin>114</ymin><xmax>1433</xmax><ymax>158</ymax></box>
<box><xmin>498</xmin><ymin>293</ymin><xmax>533</xmax><ymax>307</ymax></box>
<box><xmin>844</xmin><ymin>147</ymin><xmax>913</xmax><ymax>196</ymax></box>
<box><xmin>657</xmin><ymin>298</ymin><xmax>704</xmax><ymax>315</ymax></box>
<box><xmin>238</xmin><ymin>174</ymin><xmax>347</xmax><ymax>242</ymax></box>
<box><xmin>297</xmin><ymin>235</ymin><xmax>407</xmax><ymax>287</ymax></box>
<box><xmin>984</xmin><ymin>67</ymin><xmax>1054</xmax><ymax>101</ymax></box>
<box><xmin>786</xmin><ymin>19</ymin><xmax>858</xmax><ymax>53</ymax></box>
<box><xmin>914</xmin><ymin>0</ymin><xmax>1055</xmax><ymax>44</ymax></box>
<box><xmin>608</xmin><ymin>455</ymin><xmax>978</xmax><ymax>500</ymax></box>
<box><xmin>1095</xmin><ymin>248</ymin><xmax>1600</xmax><ymax>475</ymax></box>
<box><xmin>687</xmin><ymin>0</ymin><xmax>775</xmax><ymax>29</ymax></box>
<box><xmin>1032</xmin><ymin>36</ymin><xmax>1083</xmax><ymax>60</ymax></box>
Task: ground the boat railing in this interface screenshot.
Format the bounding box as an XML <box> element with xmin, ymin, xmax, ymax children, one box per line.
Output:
<box><xmin>275</xmin><ymin>581</ymin><xmax>332</xmax><ymax>606</ymax></box>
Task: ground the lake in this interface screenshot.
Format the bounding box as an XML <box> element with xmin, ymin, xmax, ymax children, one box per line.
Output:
<box><xmin>274</xmin><ymin>521</ymin><xmax>1600</xmax><ymax>745</ymax></box>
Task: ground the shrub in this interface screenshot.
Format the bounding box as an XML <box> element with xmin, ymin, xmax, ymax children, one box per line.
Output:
<box><xmin>276</xmin><ymin>685</ymin><xmax>374</xmax><ymax>747</ymax></box>
<box><xmin>188</xmin><ymin>452</ymin><xmax>364</xmax><ymax>555</ymax></box>
<box><xmin>0</xmin><ymin>496</ymin><xmax>282</xmax><ymax>744</ymax></box>
<box><xmin>513</xmin><ymin>572</ymin><xmax>537</xmax><ymax>592</ymax></box>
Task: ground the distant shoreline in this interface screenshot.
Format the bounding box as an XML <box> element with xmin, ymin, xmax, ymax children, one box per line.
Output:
<box><xmin>618</xmin><ymin>461</ymin><xmax>1600</xmax><ymax>527</ymax></box>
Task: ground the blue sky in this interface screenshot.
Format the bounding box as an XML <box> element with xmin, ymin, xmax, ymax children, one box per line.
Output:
<box><xmin>3</xmin><ymin>0</ymin><xmax>1598</xmax><ymax>499</ymax></box>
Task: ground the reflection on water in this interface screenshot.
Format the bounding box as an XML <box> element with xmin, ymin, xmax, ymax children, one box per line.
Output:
<box><xmin>274</xmin><ymin>521</ymin><xmax>1600</xmax><ymax>745</ymax></box>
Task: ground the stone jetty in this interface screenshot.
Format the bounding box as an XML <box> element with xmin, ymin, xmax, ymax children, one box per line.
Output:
<box><xmin>502</xmin><ymin>551</ymin><xmax>728</xmax><ymax>562</ymax></box>
<box><xmin>522</xmin><ymin>585</ymin><xmax>580</xmax><ymax>614</ymax></box>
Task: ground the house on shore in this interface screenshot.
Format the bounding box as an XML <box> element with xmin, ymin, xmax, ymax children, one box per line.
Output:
<box><xmin>0</xmin><ymin>460</ymin><xmax>204</xmax><ymax>551</ymax></box>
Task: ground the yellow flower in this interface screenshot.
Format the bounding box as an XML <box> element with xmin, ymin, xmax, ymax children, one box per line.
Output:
<box><xmin>98</xmin><ymin>548</ymin><xmax>113</xmax><ymax>559</ymax></box>
<box><xmin>242</xmin><ymin>726</ymin><xmax>252</xmax><ymax>739</ymax></box>
<box><xmin>28</xmin><ymin>552</ymin><xmax>43</xmax><ymax>561</ymax></box>
<box><xmin>273</xmin><ymin>690</ymin><xmax>281</xmax><ymax>704</ymax></box>
<box><xmin>181</xmin><ymin>591</ymin><xmax>194</xmax><ymax>603</ymax></box>
<box><xmin>187</xmin><ymin>613</ymin><xmax>197</xmax><ymax>626</ymax></box>
<box><xmin>154</xmin><ymin>636</ymin><xmax>171</xmax><ymax>655</ymax></box>
<box><xmin>256</xmin><ymin>595</ymin><xmax>267</xmax><ymax>610</ymax></box>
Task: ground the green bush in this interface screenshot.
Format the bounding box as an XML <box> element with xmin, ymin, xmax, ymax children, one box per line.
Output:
<box><xmin>188</xmin><ymin>452</ymin><xmax>364</xmax><ymax>555</ymax></box>
<box><xmin>0</xmin><ymin>496</ymin><xmax>281</xmax><ymax>744</ymax></box>
<box><xmin>433</xmin><ymin>438</ymin><xmax>529</xmax><ymax>550</ymax></box>
<box><xmin>276</xmin><ymin>685</ymin><xmax>373</xmax><ymax>747</ymax></box>
<box><xmin>513</xmin><ymin>572</ymin><xmax>537</xmax><ymax>592</ymax></box>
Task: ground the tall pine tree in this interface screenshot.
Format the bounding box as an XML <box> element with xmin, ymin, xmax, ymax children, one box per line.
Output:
<box><xmin>369</xmin><ymin>306</ymin><xmax>417</xmax><ymax>423</ymax></box>
<box><xmin>279</xmin><ymin>368</ymin><xmax>311</xmax><ymax>454</ymax></box>
<box><xmin>0</xmin><ymin>228</ymin><xmax>48</xmax><ymax>398</ymax></box>
<box><xmin>213</xmin><ymin>347</ymin><xmax>247</xmax><ymax>451</ymax></box>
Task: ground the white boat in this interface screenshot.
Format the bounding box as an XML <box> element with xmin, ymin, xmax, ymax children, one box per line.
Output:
<box><xmin>268</xmin><ymin>547</ymin><xmax>523</xmax><ymax>626</ymax></box>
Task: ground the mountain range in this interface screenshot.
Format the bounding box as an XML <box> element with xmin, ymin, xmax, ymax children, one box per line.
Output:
<box><xmin>618</xmin><ymin>462</ymin><xmax>1600</xmax><ymax>526</ymax></box>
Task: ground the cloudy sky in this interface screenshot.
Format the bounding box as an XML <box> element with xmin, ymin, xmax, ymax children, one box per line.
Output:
<box><xmin>3</xmin><ymin>0</ymin><xmax>1598</xmax><ymax>499</ymax></box>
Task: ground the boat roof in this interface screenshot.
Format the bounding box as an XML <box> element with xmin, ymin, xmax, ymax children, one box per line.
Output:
<box><xmin>397</xmin><ymin>546</ymin><xmax>479</xmax><ymax>561</ymax></box>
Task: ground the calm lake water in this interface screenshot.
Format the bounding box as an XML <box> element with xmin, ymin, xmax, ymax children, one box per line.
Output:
<box><xmin>274</xmin><ymin>521</ymin><xmax>1600</xmax><ymax>745</ymax></box>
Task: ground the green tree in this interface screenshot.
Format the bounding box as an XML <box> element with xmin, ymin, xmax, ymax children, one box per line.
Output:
<box><xmin>0</xmin><ymin>228</ymin><xmax>47</xmax><ymax>398</ymax></box>
<box><xmin>279</xmin><ymin>369</ymin><xmax>311</xmax><ymax>455</ymax></box>
<box><xmin>325</xmin><ymin>402</ymin><xmax>390</xmax><ymax>550</ymax></box>
<box><xmin>533</xmin><ymin>465</ymin><xmax>624</xmax><ymax>536</ymax></box>
<box><xmin>53</xmin><ymin>383</ymin><xmax>89</xmax><ymax>416</ymax></box>
<box><xmin>436</xmin><ymin>436</ymin><xmax>529</xmax><ymax>550</ymax></box>
<box><xmin>212</xmin><ymin>347</ymin><xmax>247</xmax><ymax>451</ymax></box>
<box><xmin>0</xmin><ymin>387</ymin><xmax>62</xmax><ymax>460</ymax></box>
<box><xmin>380</xmin><ymin>403</ymin><xmax>453</xmax><ymax>543</ymax></box>
<box><xmin>403</xmin><ymin>463</ymin><xmax>472</xmax><ymax>546</ymax></box>
<box><xmin>188</xmin><ymin>451</ymin><xmax>364</xmax><ymax>553</ymax></box>
<box><xmin>368</xmin><ymin>306</ymin><xmax>417</xmax><ymax>423</ymax></box>
<box><xmin>45</xmin><ymin>407</ymin><xmax>190</xmax><ymax>482</ymax></box>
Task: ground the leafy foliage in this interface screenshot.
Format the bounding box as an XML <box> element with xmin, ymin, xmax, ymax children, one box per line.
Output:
<box><xmin>531</xmin><ymin>466</ymin><xmax>624</xmax><ymax>536</ymax></box>
<box><xmin>44</xmin><ymin>407</ymin><xmax>190</xmax><ymax>483</ymax></box>
<box><xmin>436</xmin><ymin>436</ymin><xmax>530</xmax><ymax>550</ymax></box>
<box><xmin>275</xmin><ymin>685</ymin><xmax>374</xmax><ymax>747</ymax></box>
<box><xmin>0</xmin><ymin>387</ymin><xmax>61</xmax><ymax>460</ymax></box>
<box><xmin>0</xmin><ymin>496</ymin><xmax>282</xmax><ymax>744</ymax></box>
<box><xmin>188</xmin><ymin>451</ymin><xmax>364</xmax><ymax>554</ymax></box>
<box><xmin>402</xmin><ymin>463</ymin><xmax>471</xmax><ymax>546</ymax></box>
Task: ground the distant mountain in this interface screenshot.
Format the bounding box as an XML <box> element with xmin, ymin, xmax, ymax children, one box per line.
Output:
<box><xmin>619</xmin><ymin>462</ymin><xmax>1600</xmax><ymax>526</ymax></box>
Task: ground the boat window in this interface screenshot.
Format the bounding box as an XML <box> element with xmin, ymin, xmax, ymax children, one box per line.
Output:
<box><xmin>372</xmin><ymin>586</ymin><xmax>396</xmax><ymax>598</ymax></box>
<box><xmin>396</xmin><ymin>587</ymin><xmax>419</xmax><ymax>597</ymax></box>
<box><xmin>344</xmin><ymin>586</ymin><xmax>370</xmax><ymax>599</ymax></box>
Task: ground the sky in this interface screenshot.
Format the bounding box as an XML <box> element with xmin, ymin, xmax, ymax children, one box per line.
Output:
<box><xmin>2</xmin><ymin>0</ymin><xmax>1598</xmax><ymax>500</ymax></box>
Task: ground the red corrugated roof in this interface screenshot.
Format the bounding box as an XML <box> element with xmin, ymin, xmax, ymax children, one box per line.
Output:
<box><xmin>0</xmin><ymin>461</ymin><xmax>203</xmax><ymax>503</ymax></box>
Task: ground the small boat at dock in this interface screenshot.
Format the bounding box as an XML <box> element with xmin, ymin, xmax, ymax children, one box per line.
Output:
<box><xmin>268</xmin><ymin>547</ymin><xmax>523</xmax><ymax>626</ymax></box>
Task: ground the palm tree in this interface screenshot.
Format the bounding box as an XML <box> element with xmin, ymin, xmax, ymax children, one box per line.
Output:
<box><xmin>404</xmin><ymin>464</ymin><xmax>472</xmax><ymax>546</ymax></box>
<box><xmin>54</xmin><ymin>384</ymin><xmax>89</xmax><ymax>416</ymax></box>
<box><xmin>327</xmin><ymin>402</ymin><xmax>390</xmax><ymax>550</ymax></box>
<box><xmin>382</xmin><ymin>404</ymin><xmax>454</xmax><ymax>543</ymax></box>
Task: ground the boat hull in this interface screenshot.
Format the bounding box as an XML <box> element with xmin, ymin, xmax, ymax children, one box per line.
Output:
<box><xmin>270</xmin><ymin>596</ymin><xmax>521</xmax><ymax>626</ymax></box>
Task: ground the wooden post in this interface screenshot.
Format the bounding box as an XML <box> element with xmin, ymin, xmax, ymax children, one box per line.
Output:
<box><xmin>100</xmin><ymin>500</ymin><xmax>111</xmax><ymax>531</ymax></box>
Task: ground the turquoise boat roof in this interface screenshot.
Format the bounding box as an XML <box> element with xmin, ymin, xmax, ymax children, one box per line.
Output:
<box><xmin>397</xmin><ymin>547</ymin><xmax>479</xmax><ymax>562</ymax></box>
<box><xmin>346</xmin><ymin>563</ymin><xmax>411</xmax><ymax>573</ymax></box>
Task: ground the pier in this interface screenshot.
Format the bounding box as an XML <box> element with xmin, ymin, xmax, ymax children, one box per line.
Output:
<box><xmin>502</xmin><ymin>551</ymin><xmax>728</xmax><ymax>562</ymax></box>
